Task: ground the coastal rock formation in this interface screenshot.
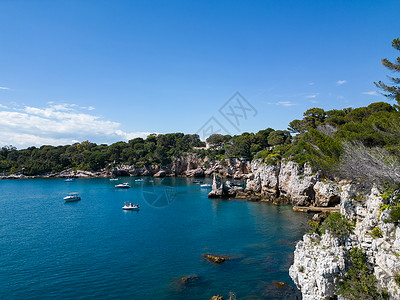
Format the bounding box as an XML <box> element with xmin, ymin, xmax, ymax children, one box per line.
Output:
<box><xmin>313</xmin><ymin>181</ymin><xmax>341</xmax><ymax>207</ymax></box>
<box><xmin>244</xmin><ymin>161</ymin><xmax>279</xmax><ymax>200</ymax></box>
<box><xmin>208</xmin><ymin>175</ymin><xmax>239</xmax><ymax>198</ymax></box>
<box><xmin>110</xmin><ymin>155</ymin><xmax>250</xmax><ymax>179</ymax></box>
<box><xmin>278</xmin><ymin>161</ymin><xmax>318</xmax><ymax>206</ymax></box>
<box><xmin>289</xmin><ymin>233</ymin><xmax>346</xmax><ymax>300</ymax></box>
<box><xmin>185</xmin><ymin>167</ymin><xmax>204</xmax><ymax>177</ymax></box>
<box><xmin>1</xmin><ymin>154</ymin><xmax>252</xmax><ymax>180</ymax></box>
<box><xmin>290</xmin><ymin>184</ymin><xmax>400</xmax><ymax>300</ymax></box>
<box><xmin>244</xmin><ymin>160</ymin><xmax>319</xmax><ymax>206</ymax></box>
<box><xmin>153</xmin><ymin>170</ymin><xmax>166</xmax><ymax>178</ymax></box>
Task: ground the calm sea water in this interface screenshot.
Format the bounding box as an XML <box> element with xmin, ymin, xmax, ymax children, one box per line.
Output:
<box><xmin>0</xmin><ymin>177</ymin><xmax>309</xmax><ymax>299</ymax></box>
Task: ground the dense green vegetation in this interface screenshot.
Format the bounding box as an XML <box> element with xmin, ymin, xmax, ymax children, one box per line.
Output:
<box><xmin>380</xmin><ymin>188</ymin><xmax>400</xmax><ymax>224</ymax></box>
<box><xmin>320</xmin><ymin>212</ymin><xmax>355</xmax><ymax>240</ymax></box>
<box><xmin>308</xmin><ymin>212</ymin><xmax>354</xmax><ymax>242</ymax></box>
<box><xmin>0</xmin><ymin>134</ymin><xmax>205</xmax><ymax>175</ymax></box>
<box><xmin>337</xmin><ymin>247</ymin><xmax>388</xmax><ymax>300</ymax></box>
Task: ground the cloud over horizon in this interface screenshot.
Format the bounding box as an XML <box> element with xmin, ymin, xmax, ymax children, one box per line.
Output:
<box><xmin>0</xmin><ymin>103</ymin><xmax>152</xmax><ymax>149</ymax></box>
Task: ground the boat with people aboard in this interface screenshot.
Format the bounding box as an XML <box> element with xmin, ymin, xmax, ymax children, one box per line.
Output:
<box><xmin>115</xmin><ymin>182</ymin><xmax>131</xmax><ymax>189</ymax></box>
<box><xmin>109</xmin><ymin>178</ymin><xmax>119</xmax><ymax>181</ymax></box>
<box><xmin>63</xmin><ymin>192</ymin><xmax>81</xmax><ymax>202</ymax></box>
<box><xmin>64</xmin><ymin>178</ymin><xmax>75</xmax><ymax>182</ymax></box>
<box><xmin>122</xmin><ymin>202</ymin><xmax>140</xmax><ymax>210</ymax></box>
<box><xmin>135</xmin><ymin>178</ymin><xmax>145</xmax><ymax>182</ymax></box>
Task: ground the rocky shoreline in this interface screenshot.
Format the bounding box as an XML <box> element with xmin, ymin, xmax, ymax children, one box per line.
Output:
<box><xmin>0</xmin><ymin>154</ymin><xmax>251</xmax><ymax>180</ymax></box>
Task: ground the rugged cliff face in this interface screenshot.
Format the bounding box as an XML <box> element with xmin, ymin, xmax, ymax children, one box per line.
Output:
<box><xmin>243</xmin><ymin>159</ymin><xmax>340</xmax><ymax>207</ymax></box>
<box><xmin>289</xmin><ymin>184</ymin><xmax>400</xmax><ymax>300</ymax></box>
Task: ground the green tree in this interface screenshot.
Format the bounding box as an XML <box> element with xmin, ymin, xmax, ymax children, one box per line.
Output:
<box><xmin>375</xmin><ymin>38</ymin><xmax>400</xmax><ymax>104</ymax></box>
<box><xmin>254</xmin><ymin>128</ymin><xmax>274</xmax><ymax>148</ymax></box>
<box><xmin>267</xmin><ymin>130</ymin><xmax>291</xmax><ymax>146</ymax></box>
<box><xmin>206</xmin><ymin>134</ymin><xmax>229</xmax><ymax>146</ymax></box>
<box><xmin>288</xmin><ymin>119</ymin><xmax>307</xmax><ymax>134</ymax></box>
<box><xmin>303</xmin><ymin>108</ymin><xmax>326</xmax><ymax>129</ymax></box>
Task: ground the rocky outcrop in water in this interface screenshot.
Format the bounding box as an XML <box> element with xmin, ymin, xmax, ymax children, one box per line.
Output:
<box><xmin>208</xmin><ymin>174</ymin><xmax>241</xmax><ymax>198</ymax></box>
<box><xmin>202</xmin><ymin>254</ymin><xmax>229</xmax><ymax>264</ymax></box>
<box><xmin>289</xmin><ymin>184</ymin><xmax>400</xmax><ymax>300</ymax></box>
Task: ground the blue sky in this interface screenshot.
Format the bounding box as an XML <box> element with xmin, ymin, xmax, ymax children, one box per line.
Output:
<box><xmin>0</xmin><ymin>0</ymin><xmax>399</xmax><ymax>148</ymax></box>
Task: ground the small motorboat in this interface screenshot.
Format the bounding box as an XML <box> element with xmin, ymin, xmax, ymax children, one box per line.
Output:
<box><xmin>135</xmin><ymin>178</ymin><xmax>145</xmax><ymax>182</ymax></box>
<box><xmin>64</xmin><ymin>178</ymin><xmax>75</xmax><ymax>182</ymax></box>
<box><xmin>64</xmin><ymin>192</ymin><xmax>81</xmax><ymax>202</ymax></box>
<box><xmin>200</xmin><ymin>183</ymin><xmax>212</xmax><ymax>188</ymax></box>
<box><xmin>109</xmin><ymin>178</ymin><xmax>119</xmax><ymax>181</ymax></box>
<box><xmin>115</xmin><ymin>182</ymin><xmax>131</xmax><ymax>189</ymax></box>
<box><xmin>193</xmin><ymin>180</ymin><xmax>203</xmax><ymax>184</ymax></box>
<box><xmin>122</xmin><ymin>202</ymin><xmax>140</xmax><ymax>211</ymax></box>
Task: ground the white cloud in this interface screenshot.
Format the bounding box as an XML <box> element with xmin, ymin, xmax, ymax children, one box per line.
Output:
<box><xmin>309</xmin><ymin>82</ymin><xmax>315</xmax><ymax>86</ymax></box>
<box><xmin>305</xmin><ymin>93</ymin><xmax>319</xmax><ymax>99</ymax></box>
<box><xmin>309</xmin><ymin>100</ymin><xmax>319</xmax><ymax>104</ymax></box>
<box><xmin>336</xmin><ymin>80</ymin><xmax>347</xmax><ymax>86</ymax></box>
<box><xmin>337</xmin><ymin>96</ymin><xmax>345</xmax><ymax>99</ymax></box>
<box><xmin>0</xmin><ymin>86</ymin><xmax>10</xmax><ymax>90</ymax></box>
<box><xmin>362</xmin><ymin>91</ymin><xmax>378</xmax><ymax>96</ymax></box>
<box><xmin>0</xmin><ymin>103</ymin><xmax>152</xmax><ymax>149</ymax></box>
<box><xmin>274</xmin><ymin>101</ymin><xmax>296</xmax><ymax>107</ymax></box>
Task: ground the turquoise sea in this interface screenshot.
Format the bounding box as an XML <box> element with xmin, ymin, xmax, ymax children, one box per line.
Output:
<box><xmin>0</xmin><ymin>177</ymin><xmax>309</xmax><ymax>299</ymax></box>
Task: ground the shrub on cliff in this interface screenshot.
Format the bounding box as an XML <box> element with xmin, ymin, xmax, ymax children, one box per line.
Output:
<box><xmin>337</xmin><ymin>247</ymin><xmax>388</xmax><ymax>299</ymax></box>
<box><xmin>308</xmin><ymin>220</ymin><xmax>322</xmax><ymax>235</ymax></box>
<box><xmin>388</xmin><ymin>204</ymin><xmax>400</xmax><ymax>224</ymax></box>
<box><xmin>320</xmin><ymin>212</ymin><xmax>354</xmax><ymax>240</ymax></box>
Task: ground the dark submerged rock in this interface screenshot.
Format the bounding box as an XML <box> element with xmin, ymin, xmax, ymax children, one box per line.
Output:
<box><xmin>202</xmin><ymin>254</ymin><xmax>229</xmax><ymax>264</ymax></box>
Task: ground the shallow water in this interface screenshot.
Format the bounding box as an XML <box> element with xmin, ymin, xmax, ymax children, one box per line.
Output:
<box><xmin>0</xmin><ymin>177</ymin><xmax>308</xmax><ymax>299</ymax></box>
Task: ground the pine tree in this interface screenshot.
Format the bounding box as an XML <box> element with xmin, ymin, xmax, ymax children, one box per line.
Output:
<box><xmin>375</xmin><ymin>38</ymin><xmax>400</xmax><ymax>104</ymax></box>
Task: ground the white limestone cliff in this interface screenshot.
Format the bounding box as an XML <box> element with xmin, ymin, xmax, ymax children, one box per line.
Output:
<box><xmin>290</xmin><ymin>184</ymin><xmax>400</xmax><ymax>299</ymax></box>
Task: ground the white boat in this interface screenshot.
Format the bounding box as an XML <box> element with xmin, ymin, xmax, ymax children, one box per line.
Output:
<box><xmin>135</xmin><ymin>178</ymin><xmax>145</xmax><ymax>182</ymax></box>
<box><xmin>64</xmin><ymin>192</ymin><xmax>81</xmax><ymax>202</ymax></box>
<box><xmin>200</xmin><ymin>183</ymin><xmax>212</xmax><ymax>188</ymax></box>
<box><xmin>122</xmin><ymin>202</ymin><xmax>140</xmax><ymax>210</ymax></box>
<box><xmin>64</xmin><ymin>178</ymin><xmax>75</xmax><ymax>182</ymax></box>
<box><xmin>109</xmin><ymin>178</ymin><xmax>119</xmax><ymax>181</ymax></box>
<box><xmin>115</xmin><ymin>182</ymin><xmax>131</xmax><ymax>189</ymax></box>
